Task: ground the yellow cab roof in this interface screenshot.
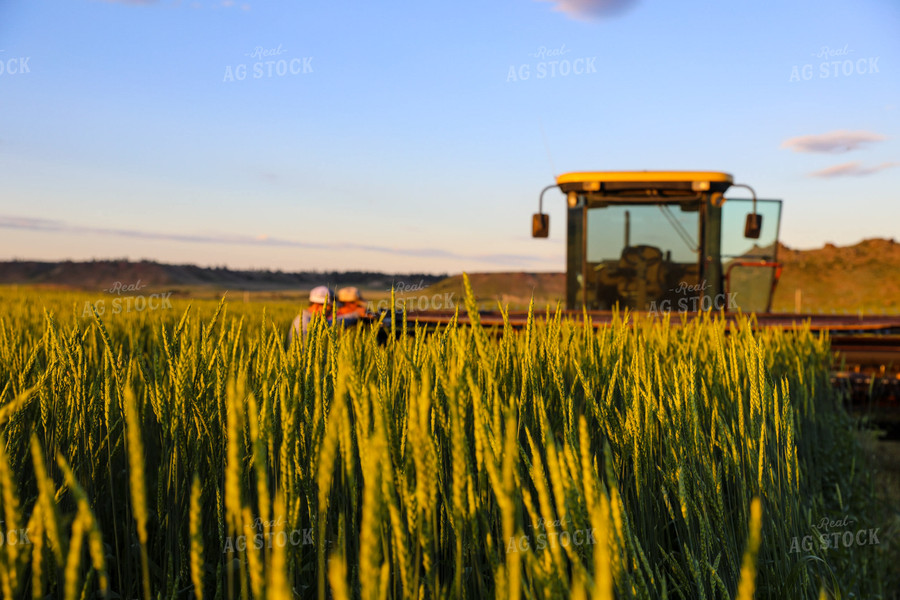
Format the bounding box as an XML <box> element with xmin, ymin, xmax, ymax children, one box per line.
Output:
<box><xmin>556</xmin><ymin>171</ymin><xmax>734</xmax><ymax>194</ymax></box>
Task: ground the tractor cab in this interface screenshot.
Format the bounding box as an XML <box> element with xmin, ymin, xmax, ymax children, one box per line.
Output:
<box><xmin>532</xmin><ymin>171</ymin><xmax>782</xmax><ymax>312</ymax></box>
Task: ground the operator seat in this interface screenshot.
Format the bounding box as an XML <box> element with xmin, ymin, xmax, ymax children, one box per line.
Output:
<box><xmin>595</xmin><ymin>245</ymin><xmax>666</xmax><ymax>309</ymax></box>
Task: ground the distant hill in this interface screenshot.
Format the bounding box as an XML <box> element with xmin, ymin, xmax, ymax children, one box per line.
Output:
<box><xmin>2</xmin><ymin>238</ymin><xmax>897</xmax><ymax>313</ymax></box>
<box><xmin>0</xmin><ymin>260</ymin><xmax>446</xmax><ymax>293</ymax></box>
<box><xmin>428</xmin><ymin>238</ymin><xmax>900</xmax><ymax>313</ymax></box>
<box><xmin>771</xmin><ymin>238</ymin><xmax>900</xmax><ymax>313</ymax></box>
<box><xmin>422</xmin><ymin>272</ymin><xmax>565</xmax><ymax>310</ymax></box>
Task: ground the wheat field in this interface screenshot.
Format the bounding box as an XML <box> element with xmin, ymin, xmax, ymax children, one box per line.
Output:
<box><xmin>0</xmin><ymin>277</ymin><xmax>895</xmax><ymax>599</ymax></box>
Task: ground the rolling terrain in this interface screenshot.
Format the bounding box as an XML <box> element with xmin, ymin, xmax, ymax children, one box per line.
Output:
<box><xmin>2</xmin><ymin>237</ymin><xmax>897</xmax><ymax>313</ymax></box>
<box><xmin>423</xmin><ymin>238</ymin><xmax>900</xmax><ymax>313</ymax></box>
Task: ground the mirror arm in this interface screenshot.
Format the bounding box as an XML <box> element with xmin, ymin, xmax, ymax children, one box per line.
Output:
<box><xmin>729</xmin><ymin>183</ymin><xmax>758</xmax><ymax>216</ymax></box>
<box><xmin>731</xmin><ymin>183</ymin><xmax>763</xmax><ymax>239</ymax></box>
<box><xmin>538</xmin><ymin>184</ymin><xmax>560</xmax><ymax>214</ymax></box>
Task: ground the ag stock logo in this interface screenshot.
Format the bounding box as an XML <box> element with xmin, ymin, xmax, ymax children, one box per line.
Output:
<box><xmin>648</xmin><ymin>280</ymin><xmax>738</xmax><ymax>315</ymax></box>
<box><xmin>506</xmin><ymin>44</ymin><xmax>597</xmax><ymax>83</ymax></box>
<box><xmin>224</xmin><ymin>44</ymin><xmax>313</xmax><ymax>82</ymax></box>
<box><xmin>81</xmin><ymin>280</ymin><xmax>173</xmax><ymax>317</ymax></box>
<box><xmin>789</xmin><ymin>514</ymin><xmax>881</xmax><ymax>554</ymax></box>
<box><xmin>0</xmin><ymin>520</ymin><xmax>32</xmax><ymax>548</ymax></box>
<box><xmin>367</xmin><ymin>280</ymin><xmax>457</xmax><ymax>312</ymax></box>
<box><xmin>0</xmin><ymin>50</ymin><xmax>31</xmax><ymax>77</ymax></box>
<box><xmin>506</xmin><ymin>517</ymin><xmax>598</xmax><ymax>554</ymax></box>
<box><xmin>223</xmin><ymin>515</ymin><xmax>314</xmax><ymax>553</ymax></box>
<box><xmin>789</xmin><ymin>44</ymin><xmax>881</xmax><ymax>82</ymax></box>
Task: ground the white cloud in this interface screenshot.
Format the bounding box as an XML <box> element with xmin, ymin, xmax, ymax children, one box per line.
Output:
<box><xmin>781</xmin><ymin>130</ymin><xmax>887</xmax><ymax>154</ymax></box>
<box><xmin>538</xmin><ymin>0</ymin><xmax>638</xmax><ymax>20</ymax></box>
<box><xmin>0</xmin><ymin>216</ymin><xmax>554</xmax><ymax>267</ymax></box>
<box><xmin>810</xmin><ymin>161</ymin><xmax>898</xmax><ymax>178</ymax></box>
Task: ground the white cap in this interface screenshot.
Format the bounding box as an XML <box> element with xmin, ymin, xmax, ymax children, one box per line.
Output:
<box><xmin>309</xmin><ymin>285</ymin><xmax>334</xmax><ymax>304</ymax></box>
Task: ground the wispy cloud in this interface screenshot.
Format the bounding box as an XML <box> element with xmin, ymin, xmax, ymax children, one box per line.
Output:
<box><xmin>98</xmin><ymin>0</ymin><xmax>250</xmax><ymax>9</ymax></box>
<box><xmin>0</xmin><ymin>216</ymin><xmax>555</xmax><ymax>267</ymax></box>
<box><xmin>810</xmin><ymin>161</ymin><xmax>898</xmax><ymax>178</ymax></box>
<box><xmin>538</xmin><ymin>0</ymin><xmax>638</xmax><ymax>20</ymax></box>
<box><xmin>781</xmin><ymin>130</ymin><xmax>887</xmax><ymax>154</ymax></box>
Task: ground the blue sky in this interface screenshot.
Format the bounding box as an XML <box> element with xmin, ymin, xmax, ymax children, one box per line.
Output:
<box><xmin>1</xmin><ymin>0</ymin><xmax>898</xmax><ymax>273</ymax></box>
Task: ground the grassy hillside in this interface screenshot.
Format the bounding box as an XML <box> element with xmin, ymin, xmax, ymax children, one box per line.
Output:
<box><xmin>2</xmin><ymin>238</ymin><xmax>897</xmax><ymax>313</ymax></box>
<box><xmin>424</xmin><ymin>238</ymin><xmax>900</xmax><ymax>314</ymax></box>
<box><xmin>0</xmin><ymin>259</ymin><xmax>444</xmax><ymax>293</ymax></box>
<box><xmin>418</xmin><ymin>272</ymin><xmax>565</xmax><ymax>311</ymax></box>
<box><xmin>771</xmin><ymin>238</ymin><xmax>900</xmax><ymax>314</ymax></box>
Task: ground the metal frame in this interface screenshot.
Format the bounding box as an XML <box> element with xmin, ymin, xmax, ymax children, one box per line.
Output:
<box><xmin>544</xmin><ymin>172</ymin><xmax>783</xmax><ymax>311</ymax></box>
<box><xmin>724</xmin><ymin>260</ymin><xmax>783</xmax><ymax>313</ymax></box>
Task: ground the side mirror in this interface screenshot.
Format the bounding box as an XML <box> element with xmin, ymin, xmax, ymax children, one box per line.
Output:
<box><xmin>532</xmin><ymin>213</ymin><xmax>549</xmax><ymax>238</ymax></box>
<box><xmin>744</xmin><ymin>213</ymin><xmax>762</xmax><ymax>239</ymax></box>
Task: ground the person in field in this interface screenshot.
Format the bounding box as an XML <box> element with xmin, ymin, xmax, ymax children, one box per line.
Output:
<box><xmin>337</xmin><ymin>286</ymin><xmax>369</xmax><ymax>319</ymax></box>
<box><xmin>289</xmin><ymin>285</ymin><xmax>333</xmax><ymax>345</ymax></box>
<box><xmin>289</xmin><ymin>285</ymin><xmax>363</xmax><ymax>344</ymax></box>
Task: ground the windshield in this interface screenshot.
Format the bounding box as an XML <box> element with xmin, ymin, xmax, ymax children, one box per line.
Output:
<box><xmin>583</xmin><ymin>203</ymin><xmax>701</xmax><ymax>310</ymax></box>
